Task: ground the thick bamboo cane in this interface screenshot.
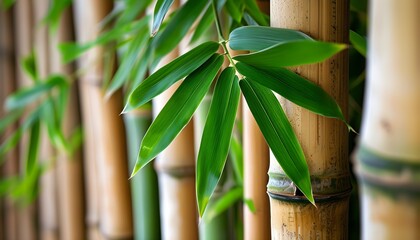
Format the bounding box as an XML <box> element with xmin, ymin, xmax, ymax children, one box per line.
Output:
<box><xmin>355</xmin><ymin>1</ymin><xmax>420</xmax><ymax>239</ymax></box>
<box><xmin>0</xmin><ymin>8</ymin><xmax>19</xmax><ymax>240</ymax></box>
<box><xmin>72</xmin><ymin>0</ymin><xmax>133</xmax><ymax>239</ymax></box>
<box><xmin>48</xmin><ymin>7</ymin><xmax>86</xmax><ymax>240</ymax></box>
<box><xmin>269</xmin><ymin>1</ymin><xmax>351</xmax><ymax>239</ymax></box>
<box><xmin>242</xmin><ymin>1</ymin><xmax>271</xmax><ymax>239</ymax></box>
<box><xmin>149</xmin><ymin>2</ymin><xmax>198</xmax><ymax>239</ymax></box>
<box><xmin>13</xmin><ymin>1</ymin><xmax>38</xmax><ymax>239</ymax></box>
<box><xmin>33</xmin><ymin>2</ymin><xmax>60</xmax><ymax>240</ymax></box>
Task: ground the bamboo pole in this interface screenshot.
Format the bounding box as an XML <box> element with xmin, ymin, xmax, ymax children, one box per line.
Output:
<box><xmin>33</xmin><ymin>1</ymin><xmax>60</xmax><ymax>239</ymax></box>
<box><xmin>124</xmin><ymin>108</ymin><xmax>161</xmax><ymax>240</ymax></box>
<box><xmin>242</xmin><ymin>1</ymin><xmax>271</xmax><ymax>239</ymax></box>
<box><xmin>48</xmin><ymin>7</ymin><xmax>86</xmax><ymax>240</ymax></box>
<box><xmin>269</xmin><ymin>1</ymin><xmax>351</xmax><ymax>239</ymax></box>
<box><xmin>355</xmin><ymin>1</ymin><xmax>420</xmax><ymax>239</ymax></box>
<box><xmin>149</xmin><ymin>1</ymin><xmax>198</xmax><ymax>239</ymax></box>
<box><xmin>13</xmin><ymin>1</ymin><xmax>38</xmax><ymax>239</ymax></box>
<box><xmin>0</xmin><ymin>7</ymin><xmax>19</xmax><ymax>240</ymax></box>
<box><xmin>72</xmin><ymin>0</ymin><xmax>133</xmax><ymax>239</ymax></box>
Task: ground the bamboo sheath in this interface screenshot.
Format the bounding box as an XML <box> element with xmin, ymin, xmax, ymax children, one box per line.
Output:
<box><xmin>33</xmin><ymin>1</ymin><xmax>60</xmax><ymax>239</ymax></box>
<box><xmin>355</xmin><ymin>0</ymin><xmax>420</xmax><ymax>239</ymax></box>
<box><xmin>243</xmin><ymin>1</ymin><xmax>271</xmax><ymax>239</ymax></box>
<box><xmin>149</xmin><ymin>1</ymin><xmax>198</xmax><ymax>239</ymax></box>
<box><xmin>48</xmin><ymin>8</ymin><xmax>86</xmax><ymax>240</ymax></box>
<box><xmin>72</xmin><ymin>0</ymin><xmax>133</xmax><ymax>239</ymax></box>
<box><xmin>0</xmin><ymin>8</ymin><xmax>19</xmax><ymax>240</ymax></box>
<box><xmin>269</xmin><ymin>1</ymin><xmax>351</xmax><ymax>239</ymax></box>
<box><xmin>13</xmin><ymin>1</ymin><xmax>38</xmax><ymax>239</ymax></box>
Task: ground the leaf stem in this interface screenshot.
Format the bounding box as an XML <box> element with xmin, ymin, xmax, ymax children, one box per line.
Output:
<box><xmin>212</xmin><ymin>1</ymin><xmax>238</xmax><ymax>71</ymax></box>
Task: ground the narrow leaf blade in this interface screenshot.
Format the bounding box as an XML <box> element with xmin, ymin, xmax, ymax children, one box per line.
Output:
<box><xmin>152</xmin><ymin>0</ymin><xmax>175</xmax><ymax>36</ymax></box>
<box><xmin>234</xmin><ymin>40</ymin><xmax>346</xmax><ymax>68</ymax></box>
<box><xmin>197</xmin><ymin>67</ymin><xmax>241</xmax><ymax>216</ymax></box>
<box><xmin>153</xmin><ymin>0</ymin><xmax>207</xmax><ymax>58</ymax></box>
<box><xmin>236</xmin><ymin>62</ymin><xmax>345</xmax><ymax>121</ymax></box>
<box><xmin>229</xmin><ymin>26</ymin><xmax>312</xmax><ymax>51</ymax></box>
<box><xmin>240</xmin><ymin>79</ymin><xmax>314</xmax><ymax>204</ymax></box>
<box><xmin>131</xmin><ymin>54</ymin><xmax>223</xmax><ymax>176</ymax></box>
<box><xmin>124</xmin><ymin>41</ymin><xmax>220</xmax><ymax>112</ymax></box>
<box><xmin>350</xmin><ymin>30</ymin><xmax>367</xmax><ymax>57</ymax></box>
<box><xmin>203</xmin><ymin>187</ymin><xmax>243</xmax><ymax>222</ymax></box>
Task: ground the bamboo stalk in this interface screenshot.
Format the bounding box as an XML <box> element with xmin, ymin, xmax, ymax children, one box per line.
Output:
<box><xmin>269</xmin><ymin>1</ymin><xmax>351</xmax><ymax>239</ymax></box>
<box><xmin>153</xmin><ymin>49</ymin><xmax>199</xmax><ymax>240</ymax></box>
<box><xmin>124</xmin><ymin>107</ymin><xmax>161</xmax><ymax>240</ymax></box>
<box><xmin>0</xmin><ymin>7</ymin><xmax>19</xmax><ymax>240</ymax></box>
<box><xmin>242</xmin><ymin>1</ymin><xmax>271</xmax><ymax>239</ymax></box>
<box><xmin>48</xmin><ymin>7</ymin><xmax>86</xmax><ymax>240</ymax></box>
<box><xmin>355</xmin><ymin>1</ymin><xmax>420</xmax><ymax>239</ymax></box>
<box><xmin>149</xmin><ymin>2</ymin><xmax>198</xmax><ymax>239</ymax></box>
<box><xmin>72</xmin><ymin>0</ymin><xmax>133</xmax><ymax>238</ymax></box>
<box><xmin>13</xmin><ymin>1</ymin><xmax>38</xmax><ymax>239</ymax></box>
<box><xmin>32</xmin><ymin>1</ymin><xmax>60</xmax><ymax>239</ymax></box>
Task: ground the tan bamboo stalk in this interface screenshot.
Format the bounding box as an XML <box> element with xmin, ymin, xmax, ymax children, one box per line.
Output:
<box><xmin>72</xmin><ymin>0</ymin><xmax>133</xmax><ymax>239</ymax></box>
<box><xmin>48</xmin><ymin>7</ymin><xmax>86</xmax><ymax>240</ymax></box>
<box><xmin>355</xmin><ymin>1</ymin><xmax>420</xmax><ymax>239</ymax></box>
<box><xmin>13</xmin><ymin>1</ymin><xmax>38</xmax><ymax>239</ymax></box>
<box><xmin>268</xmin><ymin>1</ymin><xmax>351</xmax><ymax>239</ymax></box>
<box><xmin>32</xmin><ymin>1</ymin><xmax>60</xmax><ymax>239</ymax></box>
<box><xmin>242</xmin><ymin>1</ymin><xmax>271</xmax><ymax>239</ymax></box>
<box><xmin>149</xmin><ymin>2</ymin><xmax>198</xmax><ymax>239</ymax></box>
<box><xmin>0</xmin><ymin>8</ymin><xmax>19</xmax><ymax>240</ymax></box>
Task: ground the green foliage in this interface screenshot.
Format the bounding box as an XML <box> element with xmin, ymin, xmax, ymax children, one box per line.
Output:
<box><xmin>152</xmin><ymin>0</ymin><xmax>175</xmax><ymax>36</ymax></box>
<box><xmin>350</xmin><ymin>30</ymin><xmax>367</xmax><ymax>57</ymax></box>
<box><xmin>196</xmin><ymin>67</ymin><xmax>241</xmax><ymax>215</ymax></box>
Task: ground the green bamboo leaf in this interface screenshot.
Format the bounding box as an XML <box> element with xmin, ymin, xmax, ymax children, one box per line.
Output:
<box><xmin>0</xmin><ymin>110</ymin><xmax>24</xmax><ymax>133</ymax></box>
<box><xmin>5</xmin><ymin>75</ymin><xmax>67</xmax><ymax>111</ymax></box>
<box><xmin>229</xmin><ymin>135</ymin><xmax>243</xmax><ymax>185</ymax></box>
<box><xmin>240</xmin><ymin>79</ymin><xmax>314</xmax><ymax>204</ymax></box>
<box><xmin>190</xmin><ymin>5</ymin><xmax>214</xmax><ymax>44</ymax></box>
<box><xmin>115</xmin><ymin>0</ymin><xmax>152</xmax><ymax>26</ymax></box>
<box><xmin>229</xmin><ymin>26</ymin><xmax>312</xmax><ymax>51</ymax></box>
<box><xmin>152</xmin><ymin>0</ymin><xmax>175</xmax><ymax>36</ymax></box>
<box><xmin>124</xmin><ymin>41</ymin><xmax>220</xmax><ymax>112</ymax></box>
<box><xmin>233</xmin><ymin>40</ymin><xmax>347</xmax><ymax>68</ymax></box>
<box><xmin>243</xmin><ymin>0</ymin><xmax>268</xmax><ymax>26</ymax></box>
<box><xmin>26</xmin><ymin>119</ymin><xmax>40</xmax><ymax>175</ymax></box>
<box><xmin>43</xmin><ymin>0</ymin><xmax>72</xmax><ymax>32</ymax></box>
<box><xmin>1</xmin><ymin>0</ymin><xmax>14</xmax><ymax>9</ymax></box>
<box><xmin>225</xmin><ymin>0</ymin><xmax>243</xmax><ymax>23</ymax></box>
<box><xmin>59</xmin><ymin>18</ymin><xmax>149</xmax><ymax>63</ymax></box>
<box><xmin>197</xmin><ymin>67</ymin><xmax>241</xmax><ymax>216</ymax></box>
<box><xmin>106</xmin><ymin>22</ymin><xmax>150</xmax><ymax>97</ymax></box>
<box><xmin>350</xmin><ymin>30</ymin><xmax>367</xmax><ymax>57</ymax></box>
<box><xmin>236</xmin><ymin>62</ymin><xmax>346</xmax><ymax>121</ymax></box>
<box><xmin>131</xmin><ymin>54</ymin><xmax>223</xmax><ymax>176</ymax></box>
<box><xmin>153</xmin><ymin>0</ymin><xmax>207</xmax><ymax>58</ymax></box>
<box><xmin>244</xmin><ymin>198</ymin><xmax>256</xmax><ymax>212</ymax></box>
<box><xmin>203</xmin><ymin>187</ymin><xmax>243</xmax><ymax>223</ymax></box>
<box><xmin>22</xmin><ymin>53</ymin><xmax>38</xmax><ymax>81</ymax></box>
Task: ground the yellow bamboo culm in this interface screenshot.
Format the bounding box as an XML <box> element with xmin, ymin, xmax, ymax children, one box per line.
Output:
<box><xmin>269</xmin><ymin>1</ymin><xmax>351</xmax><ymax>239</ymax></box>
<box><xmin>242</xmin><ymin>1</ymin><xmax>271</xmax><ymax>239</ymax></box>
<box><xmin>13</xmin><ymin>1</ymin><xmax>38</xmax><ymax>239</ymax></box>
<box><xmin>49</xmin><ymin>7</ymin><xmax>86</xmax><ymax>240</ymax></box>
<box><xmin>0</xmin><ymin>8</ymin><xmax>19</xmax><ymax>240</ymax></box>
<box><xmin>355</xmin><ymin>1</ymin><xmax>420</xmax><ymax>239</ymax></box>
<box><xmin>72</xmin><ymin>0</ymin><xmax>133</xmax><ymax>239</ymax></box>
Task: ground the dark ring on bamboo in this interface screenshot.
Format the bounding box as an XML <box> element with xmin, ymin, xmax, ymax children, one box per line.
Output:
<box><xmin>267</xmin><ymin>188</ymin><xmax>352</xmax><ymax>203</ymax></box>
<box><xmin>156</xmin><ymin>165</ymin><xmax>195</xmax><ymax>178</ymax></box>
<box><xmin>267</xmin><ymin>173</ymin><xmax>352</xmax><ymax>196</ymax></box>
<box><xmin>355</xmin><ymin>147</ymin><xmax>420</xmax><ymax>195</ymax></box>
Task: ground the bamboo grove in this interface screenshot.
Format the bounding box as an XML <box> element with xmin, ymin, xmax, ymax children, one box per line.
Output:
<box><xmin>0</xmin><ymin>0</ymin><xmax>418</xmax><ymax>239</ymax></box>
